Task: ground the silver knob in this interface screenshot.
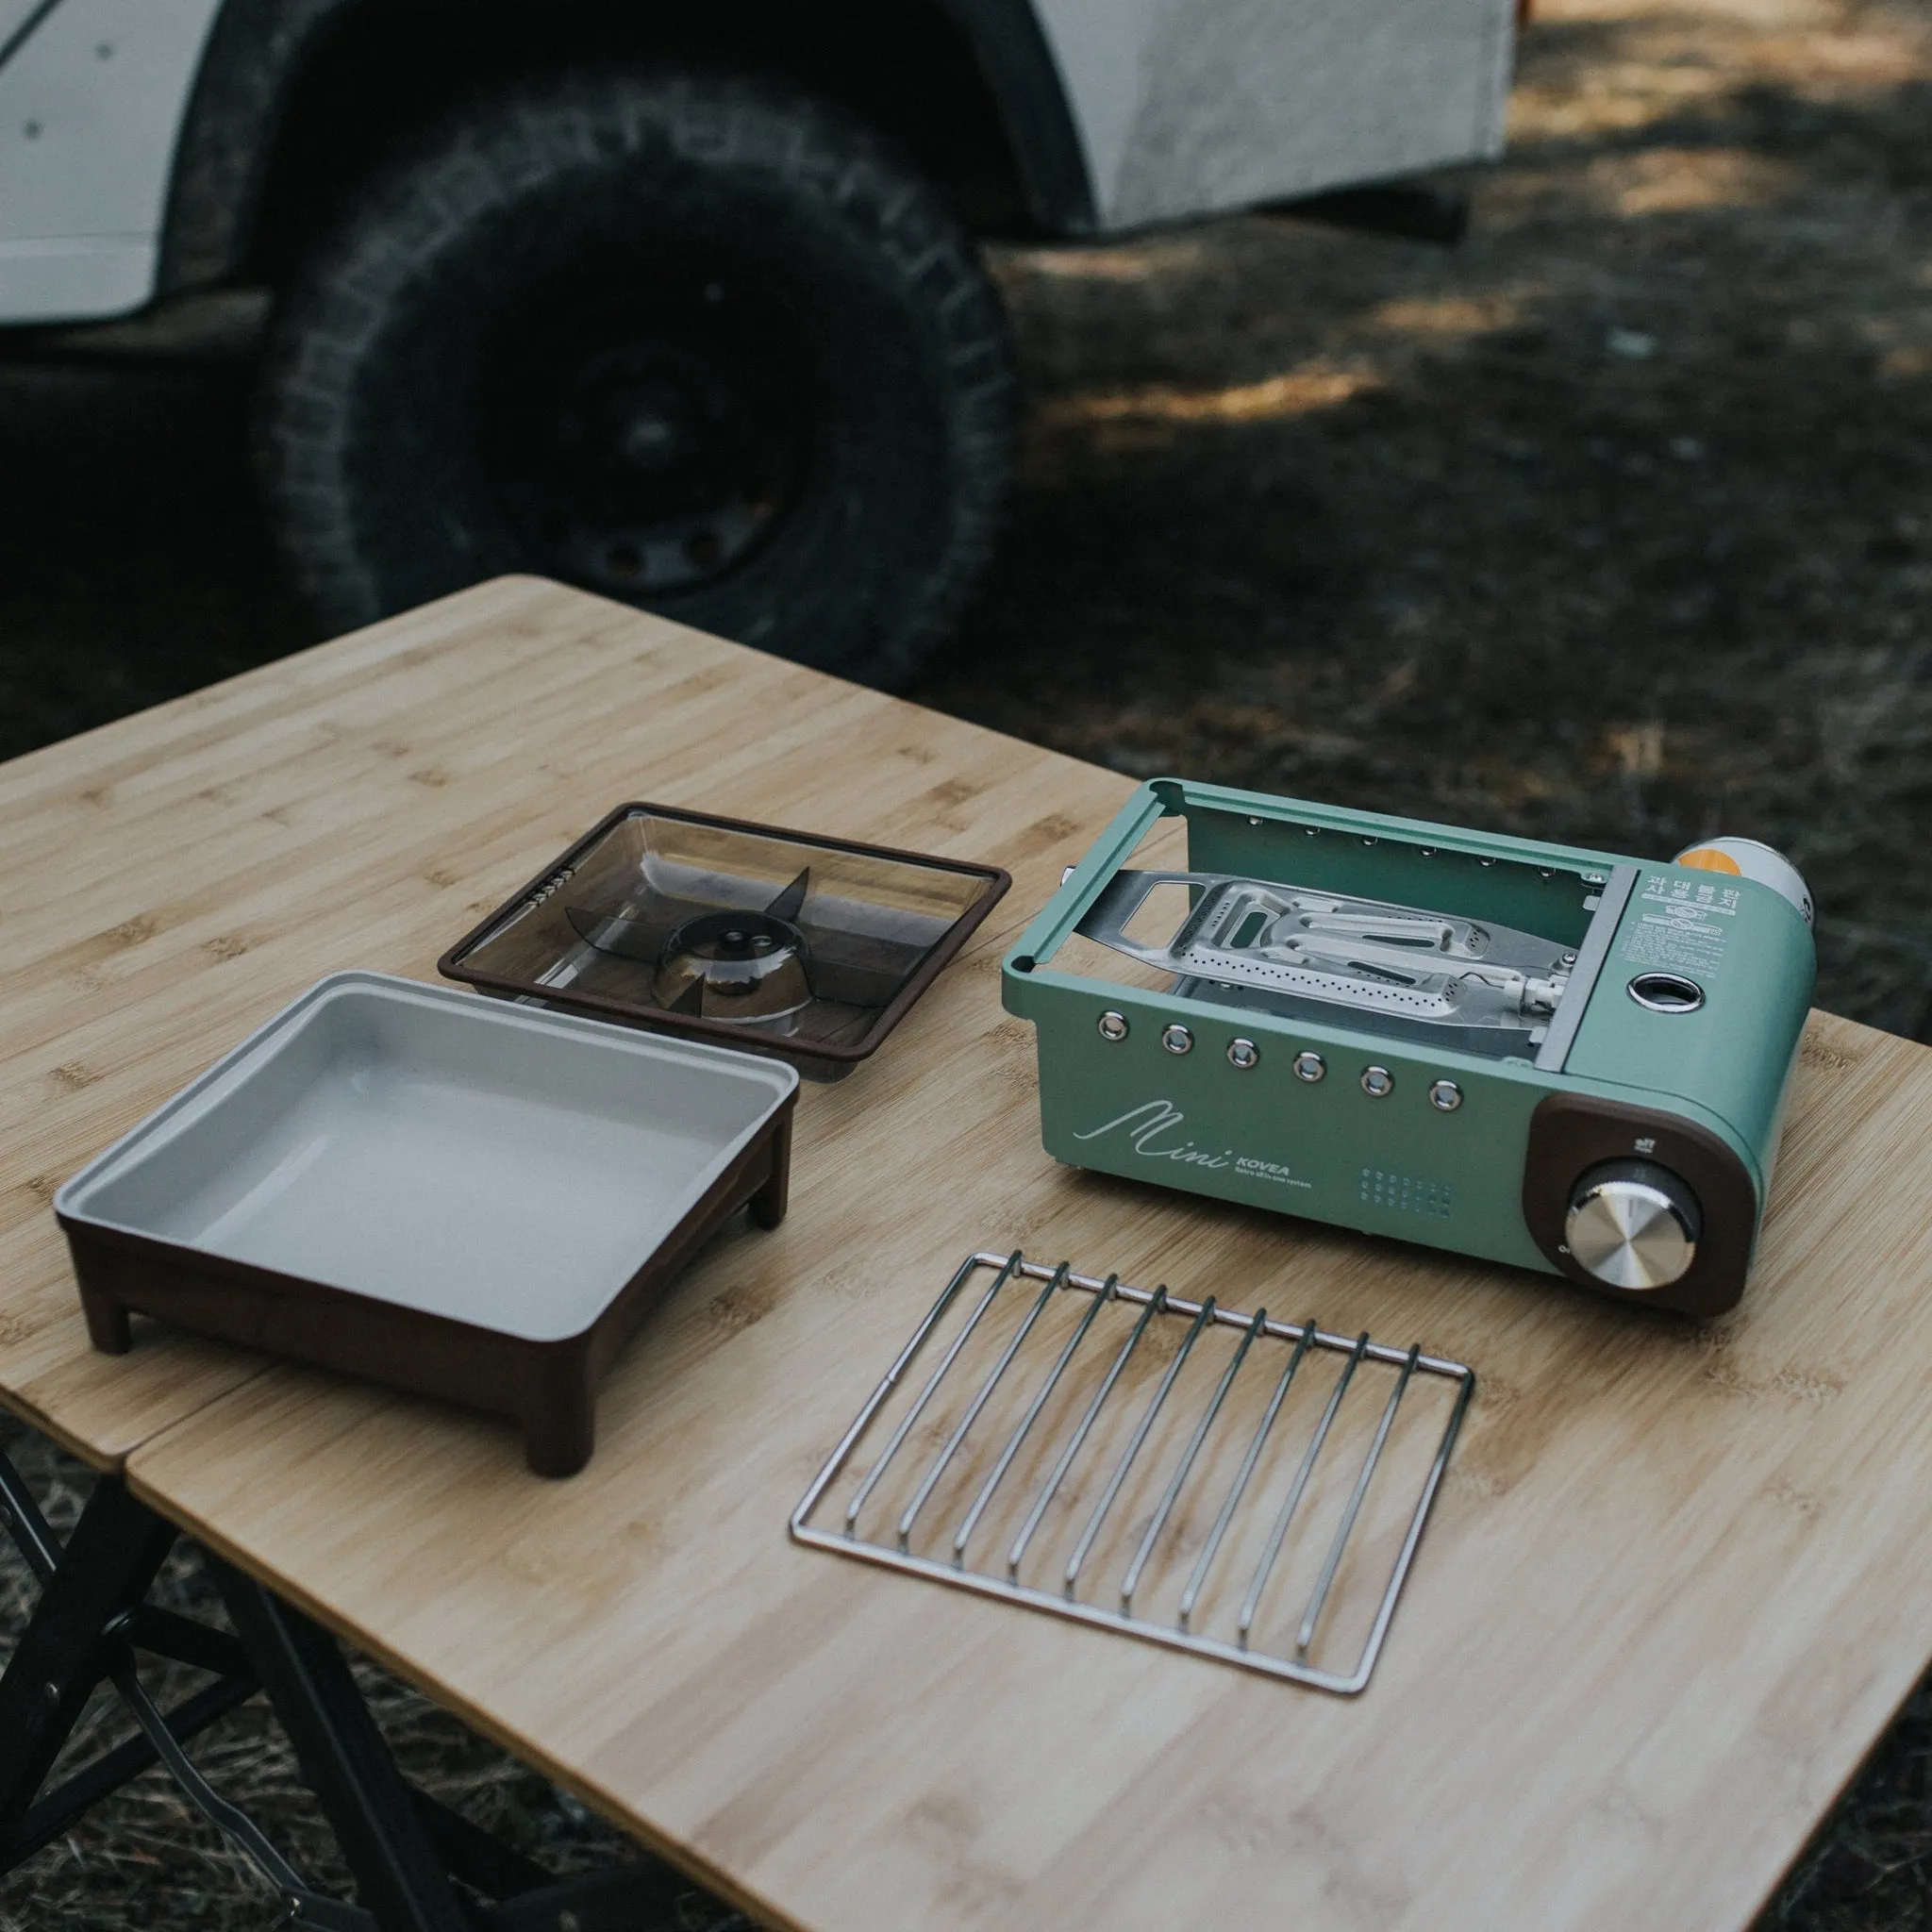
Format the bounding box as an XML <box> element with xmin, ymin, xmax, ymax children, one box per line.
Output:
<box><xmin>1564</xmin><ymin>1160</ymin><xmax>1701</xmax><ymax>1291</ymax></box>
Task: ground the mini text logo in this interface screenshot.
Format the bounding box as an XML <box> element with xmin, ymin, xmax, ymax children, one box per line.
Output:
<box><xmin>1074</xmin><ymin>1099</ymin><xmax>1232</xmax><ymax>1168</ymax></box>
<box><xmin>1073</xmin><ymin>1100</ymin><xmax>1312</xmax><ymax>1189</ymax></box>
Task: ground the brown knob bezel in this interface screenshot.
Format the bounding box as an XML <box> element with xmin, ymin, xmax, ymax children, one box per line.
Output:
<box><xmin>1523</xmin><ymin>1093</ymin><xmax>1759</xmax><ymax>1317</ymax></box>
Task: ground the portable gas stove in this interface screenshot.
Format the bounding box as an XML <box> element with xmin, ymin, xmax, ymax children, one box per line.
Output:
<box><xmin>1004</xmin><ymin>780</ymin><xmax>1816</xmax><ymax>1315</ymax></box>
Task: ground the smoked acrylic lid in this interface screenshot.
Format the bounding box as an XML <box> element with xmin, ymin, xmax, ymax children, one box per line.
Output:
<box><xmin>438</xmin><ymin>802</ymin><xmax>1010</xmax><ymax>1080</ymax></box>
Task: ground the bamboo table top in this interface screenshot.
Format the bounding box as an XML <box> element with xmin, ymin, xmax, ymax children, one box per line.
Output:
<box><xmin>7</xmin><ymin>577</ymin><xmax>1932</xmax><ymax>1931</ymax></box>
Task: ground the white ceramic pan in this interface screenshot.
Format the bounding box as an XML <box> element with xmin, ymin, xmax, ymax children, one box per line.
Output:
<box><xmin>56</xmin><ymin>973</ymin><xmax>799</xmax><ymax>1474</ymax></box>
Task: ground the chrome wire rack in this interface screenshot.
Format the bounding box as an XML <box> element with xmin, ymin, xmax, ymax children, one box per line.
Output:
<box><xmin>792</xmin><ymin>1252</ymin><xmax>1474</xmax><ymax>1695</ymax></box>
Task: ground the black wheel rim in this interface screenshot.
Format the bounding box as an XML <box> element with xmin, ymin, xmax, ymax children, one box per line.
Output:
<box><xmin>486</xmin><ymin>264</ymin><xmax>813</xmax><ymax>599</ymax></box>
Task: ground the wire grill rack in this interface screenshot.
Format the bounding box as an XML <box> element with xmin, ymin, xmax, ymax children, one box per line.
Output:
<box><xmin>791</xmin><ymin>1251</ymin><xmax>1474</xmax><ymax>1694</ymax></box>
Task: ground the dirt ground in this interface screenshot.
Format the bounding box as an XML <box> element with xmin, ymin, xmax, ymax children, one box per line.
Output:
<box><xmin>5</xmin><ymin>0</ymin><xmax>1932</xmax><ymax>1924</ymax></box>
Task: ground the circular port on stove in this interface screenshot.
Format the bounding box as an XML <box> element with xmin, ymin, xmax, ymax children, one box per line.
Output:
<box><xmin>1161</xmin><ymin>1024</ymin><xmax>1194</xmax><ymax>1056</ymax></box>
<box><xmin>1097</xmin><ymin>1010</ymin><xmax>1128</xmax><ymax>1042</ymax></box>
<box><xmin>1627</xmin><ymin>972</ymin><xmax>1705</xmax><ymax>1014</ymax></box>
<box><xmin>1292</xmin><ymin>1050</ymin><xmax>1325</xmax><ymax>1083</ymax></box>
<box><xmin>1360</xmin><ymin>1065</ymin><xmax>1395</xmax><ymax>1098</ymax></box>
<box><xmin>1226</xmin><ymin>1037</ymin><xmax>1259</xmax><ymax>1071</ymax></box>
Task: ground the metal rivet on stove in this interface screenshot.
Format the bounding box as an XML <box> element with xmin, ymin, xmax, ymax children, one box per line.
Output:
<box><xmin>1360</xmin><ymin>1065</ymin><xmax>1395</xmax><ymax>1098</ymax></box>
<box><xmin>1161</xmin><ymin>1024</ymin><xmax>1193</xmax><ymax>1056</ymax></box>
<box><xmin>1097</xmin><ymin>1011</ymin><xmax>1128</xmax><ymax>1042</ymax></box>
<box><xmin>1428</xmin><ymin>1079</ymin><xmax>1463</xmax><ymax>1112</ymax></box>
<box><xmin>1226</xmin><ymin>1038</ymin><xmax>1258</xmax><ymax>1071</ymax></box>
<box><xmin>1292</xmin><ymin>1050</ymin><xmax>1325</xmax><ymax>1083</ymax></box>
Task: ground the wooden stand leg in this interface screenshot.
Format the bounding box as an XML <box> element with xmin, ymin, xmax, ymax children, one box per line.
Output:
<box><xmin>79</xmin><ymin>1286</ymin><xmax>131</xmax><ymax>1355</ymax></box>
<box><xmin>524</xmin><ymin>1402</ymin><xmax>594</xmax><ymax>1480</ymax></box>
<box><xmin>749</xmin><ymin>1115</ymin><xmax>792</xmax><ymax>1231</ymax></box>
<box><xmin>522</xmin><ymin>1350</ymin><xmax>596</xmax><ymax>1478</ymax></box>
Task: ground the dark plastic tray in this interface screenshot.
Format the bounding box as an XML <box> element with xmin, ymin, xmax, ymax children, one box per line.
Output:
<box><xmin>55</xmin><ymin>974</ymin><xmax>798</xmax><ymax>1476</ymax></box>
<box><xmin>438</xmin><ymin>802</ymin><xmax>1009</xmax><ymax>1079</ymax></box>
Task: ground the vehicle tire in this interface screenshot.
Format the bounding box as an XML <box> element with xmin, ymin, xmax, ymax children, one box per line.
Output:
<box><xmin>258</xmin><ymin>72</ymin><xmax>1017</xmax><ymax>686</ymax></box>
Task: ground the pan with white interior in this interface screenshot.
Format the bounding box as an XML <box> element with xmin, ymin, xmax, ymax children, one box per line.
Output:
<box><xmin>55</xmin><ymin>972</ymin><xmax>798</xmax><ymax>1474</ymax></box>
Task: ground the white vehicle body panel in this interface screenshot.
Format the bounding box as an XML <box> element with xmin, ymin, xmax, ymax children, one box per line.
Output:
<box><xmin>0</xmin><ymin>0</ymin><xmax>1515</xmax><ymax>325</ymax></box>
<box><xmin>0</xmin><ymin>1</ymin><xmax>54</xmax><ymax>45</ymax></box>
<box><xmin>0</xmin><ymin>0</ymin><xmax>220</xmax><ymax>322</ymax></box>
<box><xmin>1039</xmin><ymin>0</ymin><xmax>1516</xmax><ymax>230</ymax></box>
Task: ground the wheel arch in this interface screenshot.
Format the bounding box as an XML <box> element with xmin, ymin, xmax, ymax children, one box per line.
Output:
<box><xmin>156</xmin><ymin>0</ymin><xmax>1096</xmax><ymax>297</ymax></box>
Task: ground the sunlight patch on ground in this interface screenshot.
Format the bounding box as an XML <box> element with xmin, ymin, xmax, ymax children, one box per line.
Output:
<box><xmin>1512</xmin><ymin>0</ymin><xmax>1928</xmax><ymax>146</ymax></box>
<box><xmin>1000</xmin><ymin>240</ymin><xmax>1210</xmax><ymax>285</ymax></box>
<box><xmin>1369</xmin><ymin>293</ymin><xmax>1529</xmax><ymax>336</ymax></box>
<box><xmin>1035</xmin><ymin>365</ymin><xmax>1379</xmax><ymax>433</ymax></box>
<box><xmin>1595</xmin><ymin>147</ymin><xmax>1798</xmax><ymax>213</ymax></box>
<box><xmin>1539</xmin><ymin>0</ymin><xmax>1838</xmax><ymax>29</ymax></box>
<box><xmin>1601</xmin><ymin>722</ymin><xmax>1668</xmax><ymax>778</ymax></box>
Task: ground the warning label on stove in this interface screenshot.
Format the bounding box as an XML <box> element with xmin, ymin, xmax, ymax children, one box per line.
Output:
<box><xmin>1624</xmin><ymin>872</ymin><xmax>1739</xmax><ymax>977</ymax></box>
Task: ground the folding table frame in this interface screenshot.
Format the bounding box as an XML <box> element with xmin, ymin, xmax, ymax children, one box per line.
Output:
<box><xmin>0</xmin><ymin>1445</ymin><xmax>705</xmax><ymax>1932</ymax></box>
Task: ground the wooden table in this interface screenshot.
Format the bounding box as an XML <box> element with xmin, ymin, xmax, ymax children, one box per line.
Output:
<box><xmin>7</xmin><ymin>576</ymin><xmax>1932</xmax><ymax>1931</ymax></box>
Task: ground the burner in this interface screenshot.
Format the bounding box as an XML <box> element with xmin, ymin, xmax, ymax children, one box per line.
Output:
<box><xmin>1075</xmin><ymin>868</ymin><xmax>1576</xmax><ymax>1060</ymax></box>
<box><xmin>655</xmin><ymin>909</ymin><xmax>812</xmax><ymax>1023</ymax></box>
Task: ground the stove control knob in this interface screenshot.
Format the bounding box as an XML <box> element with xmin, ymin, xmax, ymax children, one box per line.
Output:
<box><xmin>1564</xmin><ymin>1160</ymin><xmax>1702</xmax><ymax>1291</ymax></box>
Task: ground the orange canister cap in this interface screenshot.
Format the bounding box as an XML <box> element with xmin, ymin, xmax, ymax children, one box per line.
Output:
<box><xmin>1672</xmin><ymin>838</ymin><xmax>1813</xmax><ymax>927</ymax></box>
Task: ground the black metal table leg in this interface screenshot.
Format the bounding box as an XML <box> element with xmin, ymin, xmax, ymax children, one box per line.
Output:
<box><xmin>0</xmin><ymin>1461</ymin><xmax>175</xmax><ymax>1818</ymax></box>
<box><xmin>0</xmin><ymin>1454</ymin><xmax>258</xmax><ymax>1873</ymax></box>
<box><xmin>210</xmin><ymin>1559</ymin><xmax>476</xmax><ymax>1932</ymax></box>
<box><xmin>0</xmin><ymin>1445</ymin><xmax>742</xmax><ymax>1932</ymax></box>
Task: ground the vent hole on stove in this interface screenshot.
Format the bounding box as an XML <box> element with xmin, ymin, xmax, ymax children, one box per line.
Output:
<box><xmin>1627</xmin><ymin>972</ymin><xmax>1705</xmax><ymax>1014</ymax></box>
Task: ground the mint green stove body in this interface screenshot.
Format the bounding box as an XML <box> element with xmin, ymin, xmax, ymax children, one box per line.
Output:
<box><xmin>1001</xmin><ymin>780</ymin><xmax>1816</xmax><ymax>1316</ymax></box>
